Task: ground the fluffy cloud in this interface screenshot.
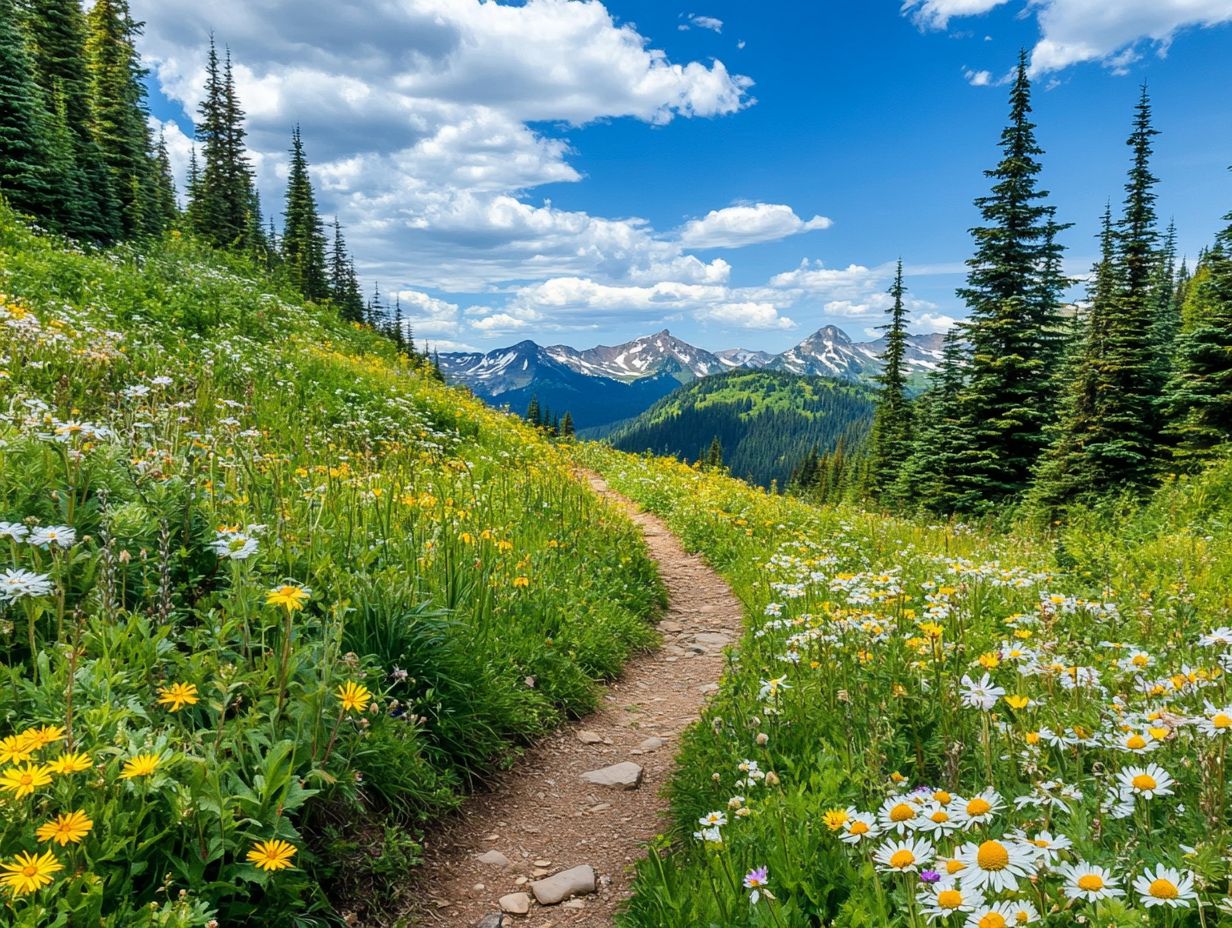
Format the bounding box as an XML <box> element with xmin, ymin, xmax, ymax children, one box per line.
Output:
<box><xmin>133</xmin><ymin>0</ymin><xmax>754</xmax><ymax>294</ymax></box>
<box><xmin>697</xmin><ymin>302</ymin><xmax>795</xmax><ymax>330</ymax></box>
<box><xmin>963</xmin><ymin>68</ymin><xmax>993</xmax><ymax>86</ymax></box>
<box><xmin>906</xmin><ymin>0</ymin><xmax>1232</xmax><ymax>74</ymax></box>
<box><xmin>914</xmin><ymin>312</ymin><xmax>960</xmax><ymax>333</ymax></box>
<box><xmin>680</xmin><ymin>13</ymin><xmax>725</xmax><ymax>33</ymax></box>
<box><xmin>679</xmin><ymin>204</ymin><xmax>833</xmax><ymax>249</ymax></box>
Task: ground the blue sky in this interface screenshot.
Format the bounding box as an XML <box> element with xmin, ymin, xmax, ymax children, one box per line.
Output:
<box><xmin>138</xmin><ymin>0</ymin><xmax>1232</xmax><ymax>353</ymax></box>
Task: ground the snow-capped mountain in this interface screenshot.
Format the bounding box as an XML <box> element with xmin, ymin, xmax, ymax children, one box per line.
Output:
<box><xmin>438</xmin><ymin>326</ymin><xmax>948</xmax><ymax>429</ymax></box>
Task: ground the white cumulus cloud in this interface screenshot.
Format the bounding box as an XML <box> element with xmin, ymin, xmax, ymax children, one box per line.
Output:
<box><xmin>678</xmin><ymin>203</ymin><xmax>832</xmax><ymax>249</ymax></box>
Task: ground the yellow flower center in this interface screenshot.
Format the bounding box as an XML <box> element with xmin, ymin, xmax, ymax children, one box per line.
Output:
<box><xmin>979</xmin><ymin>915</ymin><xmax>1007</xmax><ymax>928</ymax></box>
<box><xmin>1077</xmin><ymin>874</ymin><xmax>1105</xmax><ymax>892</ymax></box>
<box><xmin>1149</xmin><ymin>878</ymin><xmax>1179</xmax><ymax>899</ymax></box>
<box><xmin>966</xmin><ymin>797</ymin><xmax>991</xmax><ymax>816</ymax></box>
<box><xmin>933</xmin><ymin>790</ymin><xmax>952</xmax><ymax>805</ymax></box>
<box><xmin>946</xmin><ymin>859</ymin><xmax>966</xmax><ymax>875</ymax></box>
<box><xmin>977</xmin><ymin>840</ymin><xmax>1010</xmax><ymax>871</ymax></box>
<box><xmin>889</xmin><ymin>849</ymin><xmax>915</xmax><ymax>869</ymax></box>
<box><xmin>1015</xmin><ymin>914</ymin><xmax>1030</xmax><ymax>925</ymax></box>
<box><xmin>18</xmin><ymin>774</ymin><xmax>31</xmax><ymax>786</ymax></box>
<box><xmin>1032</xmin><ymin>838</ymin><xmax>1050</xmax><ymax>848</ymax></box>
<box><xmin>937</xmin><ymin>889</ymin><xmax>963</xmax><ymax>909</ymax></box>
<box><xmin>21</xmin><ymin>866</ymin><xmax>36</xmax><ymax>878</ymax></box>
<box><xmin>1214</xmin><ymin>714</ymin><xmax>1232</xmax><ymax>729</ymax></box>
<box><xmin>890</xmin><ymin>803</ymin><xmax>914</xmax><ymax>822</ymax></box>
<box><xmin>1132</xmin><ymin>773</ymin><xmax>1157</xmax><ymax>791</ymax></box>
<box><xmin>849</xmin><ymin>821</ymin><xmax>869</xmax><ymax>835</ymax></box>
<box><xmin>1132</xmin><ymin>654</ymin><xmax>1149</xmax><ymax>667</ymax></box>
<box><xmin>1126</xmin><ymin>734</ymin><xmax>1147</xmax><ymax>750</ymax></box>
<box><xmin>1148</xmin><ymin>726</ymin><xmax>1169</xmax><ymax>739</ymax></box>
<box><xmin>930</xmin><ymin>810</ymin><xmax>949</xmax><ymax>823</ymax></box>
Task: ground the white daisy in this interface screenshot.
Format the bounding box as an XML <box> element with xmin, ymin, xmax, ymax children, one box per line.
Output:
<box><xmin>0</xmin><ymin>568</ymin><xmax>54</xmax><ymax>602</ymax></box>
<box><xmin>963</xmin><ymin>902</ymin><xmax>1024</xmax><ymax>928</ymax></box>
<box><xmin>1002</xmin><ymin>899</ymin><xmax>1039</xmax><ymax>923</ymax></box>
<box><xmin>915</xmin><ymin>801</ymin><xmax>962</xmax><ymax>836</ymax></box>
<box><xmin>1010</xmin><ymin>829</ymin><xmax>1072</xmax><ymax>868</ymax></box>
<box><xmin>960</xmin><ymin>673</ymin><xmax>1005</xmax><ymax>711</ymax></box>
<box><xmin>28</xmin><ymin>525</ymin><xmax>75</xmax><ymax>549</ymax></box>
<box><xmin>698</xmin><ymin>811</ymin><xmax>727</xmax><ymax>827</ymax></box>
<box><xmin>955</xmin><ymin>788</ymin><xmax>1004</xmax><ymax>829</ymax></box>
<box><xmin>0</xmin><ymin>522</ymin><xmax>28</xmax><ymax>542</ymax></box>
<box><xmin>953</xmin><ymin>838</ymin><xmax>1034</xmax><ymax>892</ymax></box>
<box><xmin>917</xmin><ymin>880</ymin><xmax>982</xmax><ymax>922</ymax></box>
<box><xmin>1117</xmin><ymin>763</ymin><xmax>1175</xmax><ymax>801</ymax></box>
<box><xmin>878</xmin><ymin>796</ymin><xmax>921</xmax><ymax>835</ymax></box>
<box><xmin>1058</xmin><ymin>861</ymin><xmax>1123</xmax><ymax>902</ymax></box>
<box><xmin>873</xmin><ymin>836</ymin><xmax>933</xmax><ymax>873</ymax></box>
<box><xmin>1132</xmin><ymin>864</ymin><xmax>1196</xmax><ymax>908</ymax></box>
<box><xmin>1198</xmin><ymin>626</ymin><xmax>1232</xmax><ymax>648</ymax></box>
<box><xmin>1195</xmin><ymin>704</ymin><xmax>1232</xmax><ymax>738</ymax></box>
<box><xmin>838</xmin><ymin>811</ymin><xmax>880</xmax><ymax>845</ymax></box>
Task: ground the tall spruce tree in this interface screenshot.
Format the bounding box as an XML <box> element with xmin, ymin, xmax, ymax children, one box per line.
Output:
<box><xmin>1036</xmin><ymin>90</ymin><xmax>1163</xmax><ymax>508</ymax></box>
<box><xmin>0</xmin><ymin>0</ymin><xmax>54</xmax><ymax>223</ymax></box>
<box><xmin>950</xmin><ymin>51</ymin><xmax>1069</xmax><ymax>510</ymax></box>
<box><xmin>869</xmin><ymin>260</ymin><xmax>913</xmax><ymax>500</ymax></box>
<box><xmin>25</xmin><ymin>0</ymin><xmax>119</xmax><ymax>241</ymax></box>
<box><xmin>281</xmin><ymin>126</ymin><xmax>329</xmax><ymax>301</ymax></box>
<box><xmin>896</xmin><ymin>330</ymin><xmax>968</xmax><ymax>513</ymax></box>
<box><xmin>1161</xmin><ymin>198</ymin><xmax>1232</xmax><ymax>468</ymax></box>
<box><xmin>191</xmin><ymin>40</ymin><xmax>258</xmax><ymax>249</ymax></box>
<box><xmin>328</xmin><ymin>218</ymin><xmax>365</xmax><ymax>322</ymax></box>
<box><xmin>84</xmin><ymin>0</ymin><xmax>159</xmax><ymax>237</ymax></box>
<box><xmin>151</xmin><ymin>131</ymin><xmax>178</xmax><ymax>230</ymax></box>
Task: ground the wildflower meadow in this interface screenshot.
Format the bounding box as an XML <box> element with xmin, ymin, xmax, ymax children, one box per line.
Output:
<box><xmin>0</xmin><ymin>207</ymin><xmax>662</xmax><ymax>926</ymax></box>
<box><xmin>581</xmin><ymin>442</ymin><xmax>1232</xmax><ymax>927</ymax></box>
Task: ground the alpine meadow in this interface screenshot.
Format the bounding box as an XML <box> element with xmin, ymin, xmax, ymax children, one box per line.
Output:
<box><xmin>3</xmin><ymin>2</ymin><xmax>1232</xmax><ymax>928</ymax></box>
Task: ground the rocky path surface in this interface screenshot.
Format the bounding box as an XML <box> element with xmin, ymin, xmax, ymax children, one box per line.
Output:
<box><xmin>412</xmin><ymin>472</ymin><xmax>744</xmax><ymax>927</ymax></box>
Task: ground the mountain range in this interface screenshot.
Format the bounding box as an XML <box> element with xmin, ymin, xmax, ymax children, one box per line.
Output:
<box><xmin>438</xmin><ymin>325</ymin><xmax>945</xmax><ymax>429</ymax></box>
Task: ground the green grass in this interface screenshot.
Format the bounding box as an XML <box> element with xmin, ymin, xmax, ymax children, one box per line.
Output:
<box><xmin>0</xmin><ymin>208</ymin><xmax>663</xmax><ymax>927</ymax></box>
<box><xmin>579</xmin><ymin>442</ymin><xmax>1232</xmax><ymax>928</ymax></box>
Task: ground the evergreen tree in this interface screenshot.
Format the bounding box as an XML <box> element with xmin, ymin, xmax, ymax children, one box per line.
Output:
<box><xmin>705</xmin><ymin>435</ymin><xmax>723</xmax><ymax>469</ymax></box>
<box><xmin>1161</xmin><ymin>200</ymin><xmax>1232</xmax><ymax>468</ymax></box>
<box><xmin>328</xmin><ymin>219</ymin><xmax>365</xmax><ymax>322</ymax></box>
<box><xmin>281</xmin><ymin>126</ymin><xmax>329</xmax><ymax>301</ymax></box>
<box><xmin>151</xmin><ymin>131</ymin><xmax>178</xmax><ymax>230</ymax></box>
<box><xmin>897</xmin><ymin>330</ymin><xmax>969</xmax><ymax>513</ymax></box>
<box><xmin>25</xmin><ymin>0</ymin><xmax>119</xmax><ymax>241</ymax></box>
<box><xmin>0</xmin><ymin>0</ymin><xmax>54</xmax><ymax>222</ymax></box>
<box><xmin>950</xmin><ymin>51</ymin><xmax>1070</xmax><ymax>509</ymax></box>
<box><xmin>84</xmin><ymin>0</ymin><xmax>158</xmax><ymax>237</ymax></box>
<box><xmin>367</xmin><ymin>282</ymin><xmax>384</xmax><ymax>329</ymax></box>
<box><xmin>526</xmin><ymin>395</ymin><xmax>541</xmax><ymax>427</ymax></box>
<box><xmin>560</xmin><ymin>411</ymin><xmax>575</xmax><ymax>438</ymax></box>
<box><xmin>868</xmin><ymin>260</ymin><xmax>913</xmax><ymax>500</ymax></box>
<box><xmin>191</xmin><ymin>39</ymin><xmax>257</xmax><ymax>248</ymax></box>
<box><xmin>392</xmin><ymin>295</ymin><xmax>405</xmax><ymax>351</ymax></box>
<box><xmin>1035</xmin><ymin>90</ymin><xmax>1163</xmax><ymax>508</ymax></box>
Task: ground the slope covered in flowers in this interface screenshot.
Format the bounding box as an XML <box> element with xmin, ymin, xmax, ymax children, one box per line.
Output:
<box><xmin>0</xmin><ymin>210</ymin><xmax>662</xmax><ymax>927</ymax></box>
<box><xmin>580</xmin><ymin>442</ymin><xmax>1232</xmax><ymax>927</ymax></box>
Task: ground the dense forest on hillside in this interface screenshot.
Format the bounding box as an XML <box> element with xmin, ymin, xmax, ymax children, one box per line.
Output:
<box><xmin>602</xmin><ymin>370</ymin><xmax>875</xmax><ymax>487</ymax></box>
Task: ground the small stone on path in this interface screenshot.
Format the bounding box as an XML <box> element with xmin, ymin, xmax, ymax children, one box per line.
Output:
<box><xmin>499</xmin><ymin>893</ymin><xmax>530</xmax><ymax>915</ymax></box>
<box><xmin>580</xmin><ymin>762</ymin><xmax>643</xmax><ymax>790</ymax></box>
<box><xmin>530</xmin><ymin>865</ymin><xmax>597</xmax><ymax>905</ymax></box>
<box><xmin>475</xmin><ymin>915</ymin><xmax>506</xmax><ymax>928</ymax></box>
<box><xmin>576</xmin><ymin>730</ymin><xmax>603</xmax><ymax>744</ymax></box>
<box><xmin>477</xmin><ymin>850</ymin><xmax>510</xmax><ymax>868</ymax></box>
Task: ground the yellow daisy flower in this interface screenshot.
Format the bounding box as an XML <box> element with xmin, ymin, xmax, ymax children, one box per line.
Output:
<box><xmin>157</xmin><ymin>682</ymin><xmax>199</xmax><ymax>712</ymax></box>
<box><xmin>265</xmin><ymin>584</ymin><xmax>309</xmax><ymax>612</ymax></box>
<box><xmin>0</xmin><ymin>735</ymin><xmax>33</xmax><ymax>766</ymax></box>
<box><xmin>35</xmin><ymin>810</ymin><xmax>92</xmax><ymax>846</ymax></box>
<box><xmin>47</xmin><ymin>752</ymin><xmax>93</xmax><ymax>775</ymax></box>
<box><xmin>0</xmin><ymin>763</ymin><xmax>53</xmax><ymax>798</ymax></box>
<box><xmin>247</xmin><ymin>839</ymin><xmax>297</xmax><ymax>872</ymax></box>
<box><xmin>336</xmin><ymin>681</ymin><xmax>372</xmax><ymax>714</ymax></box>
<box><xmin>0</xmin><ymin>850</ymin><xmax>62</xmax><ymax>895</ymax></box>
<box><xmin>119</xmin><ymin>753</ymin><xmax>162</xmax><ymax>780</ymax></box>
<box><xmin>20</xmin><ymin>726</ymin><xmax>64</xmax><ymax>751</ymax></box>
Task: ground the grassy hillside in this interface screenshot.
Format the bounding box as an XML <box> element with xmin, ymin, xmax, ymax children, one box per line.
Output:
<box><xmin>0</xmin><ymin>209</ymin><xmax>662</xmax><ymax>927</ymax></box>
<box><xmin>579</xmin><ymin>441</ymin><xmax>1232</xmax><ymax>927</ymax></box>
<box><xmin>598</xmin><ymin>370</ymin><xmax>875</xmax><ymax>487</ymax></box>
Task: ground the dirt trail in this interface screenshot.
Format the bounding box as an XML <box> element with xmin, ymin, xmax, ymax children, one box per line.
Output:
<box><xmin>412</xmin><ymin>472</ymin><xmax>744</xmax><ymax>927</ymax></box>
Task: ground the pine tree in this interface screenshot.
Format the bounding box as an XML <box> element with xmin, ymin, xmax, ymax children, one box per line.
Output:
<box><xmin>150</xmin><ymin>131</ymin><xmax>178</xmax><ymax>230</ymax></box>
<box><xmin>392</xmin><ymin>295</ymin><xmax>405</xmax><ymax>351</ymax></box>
<box><xmin>25</xmin><ymin>0</ymin><xmax>119</xmax><ymax>241</ymax></box>
<box><xmin>191</xmin><ymin>39</ymin><xmax>257</xmax><ymax>248</ymax></box>
<box><xmin>1036</xmin><ymin>91</ymin><xmax>1163</xmax><ymax>508</ymax></box>
<box><xmin>367</xmin><ymin>282</ymin><xmax>384</xmax><ymax>329</ymax></box>
<box><xmin>328</xmin><ymin>219</ymin><xmax>365</xmax><ymax>323</ymax></box>
<box><xmin>949</xmin><ymin>51</ymin><xmax>1070</xmax><ymax>509</ymax></box>
<box><xmin>560</xmin><ymin>411</ymin><xmax>575</xmax><ymax>438</ymax></box>
<box><xmin>1161</xmin><ymin>201</ymin><xmax>1232</xmax><ymax>468</ymax></box>
<box><xmin>526</xmin><ymin>395</ymin><xmax>541</xmax><ymax>427</ymax></box>
<box><xmin>0</xmin><ymin>0</ymin><xmax>54</xmax><ymax>222</ymax></box>
<box><xmin>705</xmin><ymin>436</ymin><xmax>723</xmax><ymax>469</ymax></box>
<box><xmin>897</xmin><ymin>330</ymin><xmax>968</xmax><ymax>513</ymax></box>
<box><xmin>281</xmin><ymin>126</ymin><xmax>329</xmax><ymax>300</ymax></box>
<box><xmin>84</xmin><ymin>0</ymin><xmax>158</xmax><ymax>237</ymax></box>
<box><xmin>869</xmin><ymin>260</ymin><xmax>913</xmax><ymax>501</ymax></box>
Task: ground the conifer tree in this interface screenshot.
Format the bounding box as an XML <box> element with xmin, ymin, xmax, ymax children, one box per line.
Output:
<box><xmin>151</xmin><ymin>131</ymin><xmax>178</xmax><ymax>230</ymax></box>
<box><xmin>1036</xmin><ymin>90</ymin><xmax>1163</xmax><ymax>507</ymax></box>
<box><xmin>328</xmin><ymin>219</ymin><xmax>364</xmax><ymax>322</ymax></box>
<box><xmin>526</xmin><ymin>395</ymin><xmax>541</xmax><ymax>427</ymax></box>
<box><xmin>25</xmin><ymin>0</ymin><xmax>119</xmax><ymax>241</ymax></box>
<box><xmin>897</xmin><ymin>330</ymin><xmax>968</xmax><ymax>513</ymax></box>
<box><xmin>705</xmin><ymin>436</ymin><xmax>723</xmax><ymax>469</ymax></box>
<box><xmin>949</xmin><ymin>51</ymin><xmax>1069</xmax><ymax>509</ymax></box>
<box><xmin>1161</xmin><ymin>200</ymin><xmax>1232</xmax><ymax>468</ymax></box>
<box><xmin>84</xmin><ymin>0</ymin><xmax>159</xmax><ymax>237</ymax></box>
<box><xmin>281</xmin><ymin>126</ymin><xmax>329</xmax><ymax>301</ymax></box>
<box><xmin>869</xmin><ymin>260</ymin><xmax>913</xmax><ymax>500</ymax></box>
<box><xmin>191</xmin><ymin>39</ymin><xmax>257</xmax><ymax>248</ymax></box>
<box><xmin>392</xmin><ymin>295</ymin><xmax>405</xmax><ymax>351</ymax></box>
<box><xmin>0</xmin><ymin>0</ymin><xmax>54</xmax><ymax>222</ymax></box>
<box><xmin>560</xmin><ymin>411</ymin><xmax>575</xmax><ymax>438</ymax></box>
<box><xmin>367</xmin><ymin>282</ymin><xmax>384</xmax><ymax>328</ymax></box>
